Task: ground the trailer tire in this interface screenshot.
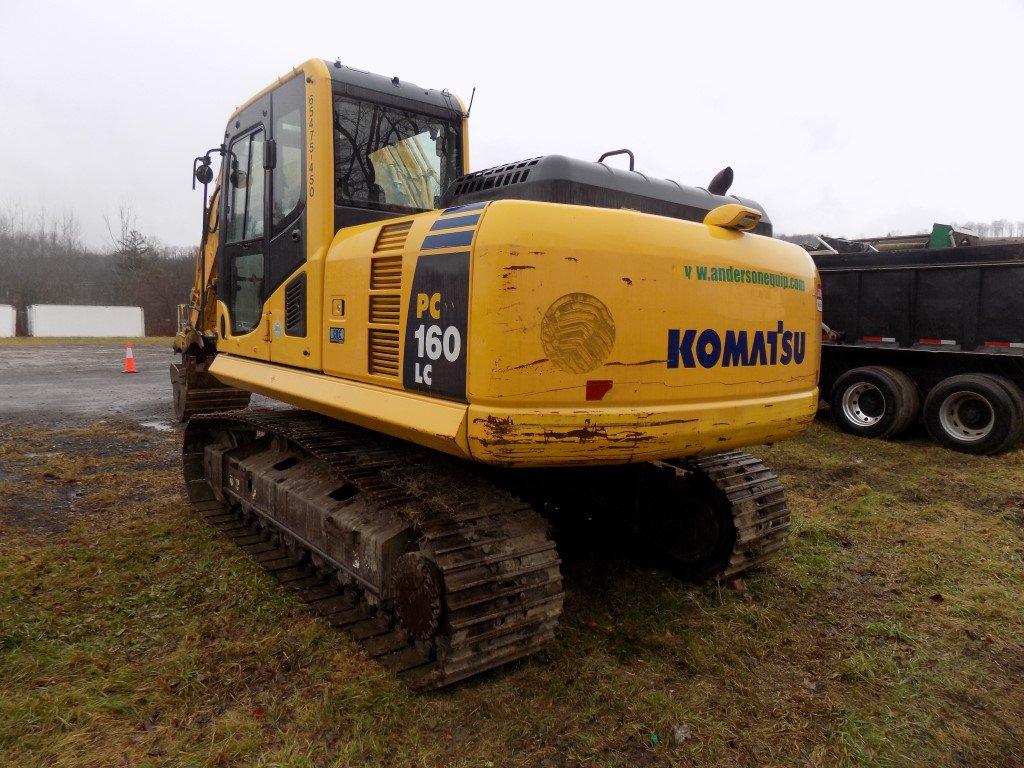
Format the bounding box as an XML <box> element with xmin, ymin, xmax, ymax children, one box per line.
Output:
<box><xmin>829</xmin><ymin>366</ymin><xmax>918</xmax><ymax>440</ymax></box>
<box><xmin>881</xmin><ymin>367</ymin><xmax>919</xmax><ymax>436</ymax></box>
<box><xmin>924</xmin><ymin>374</ymin><xmax>1021</xmax><ymax>455</ymax></box>
<box><xmin>977</xmin><ymin>374</ymin><xmax>1024</xmax><ymax>451</ymax></box>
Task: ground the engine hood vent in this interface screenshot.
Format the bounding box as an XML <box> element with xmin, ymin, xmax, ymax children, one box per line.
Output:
<box><xmin>442</xmin><ymin>154</ymin><xmax>772</xmax><ymax>236</ymax></box>
<box><xmin>449</xmin><ymin>158</ymin><xmax>541</xmax><ymax>198</ymax></box>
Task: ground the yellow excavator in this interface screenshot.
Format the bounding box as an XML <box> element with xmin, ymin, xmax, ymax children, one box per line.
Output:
<box><xmin>172</xmin><ymin>58</ymin><xmax>821</xmax><ymax>688</ymax></box>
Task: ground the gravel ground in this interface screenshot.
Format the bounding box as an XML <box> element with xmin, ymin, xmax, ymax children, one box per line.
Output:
<box><xmin>0</xmin><ymin>342</ymin><xmax>273</xmax><ymax>426</ymax></box>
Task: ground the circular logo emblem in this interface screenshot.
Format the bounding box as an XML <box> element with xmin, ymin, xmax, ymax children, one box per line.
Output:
<box><xmin>540</xmin><ymin>293</ymin><xmax>615</xmax><ymax>373</ymax></box>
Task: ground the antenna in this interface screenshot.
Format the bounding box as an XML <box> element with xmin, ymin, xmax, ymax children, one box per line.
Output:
<box><xmin>466</xmin><ymin>86</ymin><xmax>476</xmax><ymax>118</ymax></box>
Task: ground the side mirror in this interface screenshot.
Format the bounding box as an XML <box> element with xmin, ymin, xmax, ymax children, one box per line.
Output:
<box><xmin>194</xmin><ymin>163</ymin><xmax>214</xmax><ymax>185</ymax></box>
<box><xmin>191</xmin><ymin>146</ymin><xmax>224</xmax><ymax>192</ymax></box>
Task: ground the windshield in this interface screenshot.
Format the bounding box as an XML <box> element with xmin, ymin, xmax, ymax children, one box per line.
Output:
<box><xmin>333</xmin><ymin>96</ymin><xmax>461</xmax><ymax>213</ymax></box>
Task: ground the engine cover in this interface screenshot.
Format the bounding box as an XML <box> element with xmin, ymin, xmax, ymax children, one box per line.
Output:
<box><xmin>443</xmin><ymin>155</ymin><xmax>772</xmax><ymax>236</ymax></box>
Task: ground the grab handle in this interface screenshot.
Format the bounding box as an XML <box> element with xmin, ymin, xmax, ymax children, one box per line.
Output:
<box><xmin>597</xmin><ymin>148</ymin><xmax>635</xmax><ymax>171</ymax></box>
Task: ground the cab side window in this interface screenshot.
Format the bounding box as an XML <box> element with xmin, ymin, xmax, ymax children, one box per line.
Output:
<box><xmin>225</xmin><ymin>137</ymin><xmax>250</xmax><ymax>243</ymax></box>
<box><xmin>225</xmin><ymin>129</ymin><xmax>265</xmax><ymax>243</ymax></box>
<box><xmin>224</xmin><ymin>128</ymin><xmax>266</xmax><ymax>334</ymax></box>
<box><xmin>333</xmin><ymin>96</ymin><xmax>459</xmax><ymax>213</ymax></box>
<box><xmin>272</xmin><ymin>76</ymin><xmax>304</xmax><ymax>231</ymax></box>
<box><xmin>244</xmin><ymin>132</ymin><xmax>266</xmax><ymax>239</ymax></box>
<box><xmin>229</xmin><ymin>251</ymin><xmax>264</xmax><ymax>334</ymax></box>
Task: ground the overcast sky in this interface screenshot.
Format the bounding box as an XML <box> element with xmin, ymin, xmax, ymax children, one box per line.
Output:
<box><xmin>2</xmin><ymin>0</ymin><xmax>1021</xmax><ymax>248</ymax></box>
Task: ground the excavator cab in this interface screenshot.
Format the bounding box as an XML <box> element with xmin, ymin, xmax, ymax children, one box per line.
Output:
<box><xmin>211</xmin><ymin>62</ymin><xmax>467</xmax><ymax>369</ymax></box>
<box><xmin>174</xmin><ymin>60</ymin><xmax>468</xmax><ymax>416</ymax></box>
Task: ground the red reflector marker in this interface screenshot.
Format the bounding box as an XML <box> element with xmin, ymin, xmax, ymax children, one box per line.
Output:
<box><xmin>984</xmin><ymin>340</ymin><xmax>1024</xmax><ymax>349</ymax></box>
<box><xmin>861</xmin><ymin>336</ymin><xmax>896</xmax><ymax>344</ymax></box>
<box><xmin>586</xmin><ymin>380</ymin><xmax>613</xmax><ymax>401</ymax></box>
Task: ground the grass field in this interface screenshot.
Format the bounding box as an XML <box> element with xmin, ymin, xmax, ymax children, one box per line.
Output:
<box><xmin>0</xmin><ymin>420</ymin><xmax>1021</xmax><ymax>768</ymax></box>
<box><xmin>0</xmin><ymin>337</ymin><xmax>174</xmax><ymax>347</ymax></box>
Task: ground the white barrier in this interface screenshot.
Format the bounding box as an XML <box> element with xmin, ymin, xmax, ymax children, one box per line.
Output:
<box><xmin>0</xmin><ymin>305</ymin><xmax>14</xmax><ymax>337</ymax></box>
<box><xmin>26</xmin><ymin>305</ymin><xmax>145</xmax><ymax>337</ymax></box>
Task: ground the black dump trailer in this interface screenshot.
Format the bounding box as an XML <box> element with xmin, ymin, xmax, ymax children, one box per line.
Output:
<box><xmin>815</xmin><ymin>242</ymin><xmax>1024</xmax><ymax>454</ymax></box>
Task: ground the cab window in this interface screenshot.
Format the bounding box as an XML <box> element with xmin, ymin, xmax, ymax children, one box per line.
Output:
<box><xmin>225</xmin><ymin>129</ymin><xmax>265</xmax><ymax>243</ymax></box>
<box><xmin>272</xmin><ymin>76</ymin><xmax>304</xmax><ymax>231</ymax></box>
<box><xmin>334</xmin><ymin>96</ymin><xmax>460</xmax><ymax>213</ymax></box>
<box><xmin>224</xmin><ymin>127</ymin><xmax>266</xmax><ymax>334</ymax></box>
<box><xmin>229</xmin><ymin>251</ymin><xmax>264</xmax><ymax>334</ymax></box>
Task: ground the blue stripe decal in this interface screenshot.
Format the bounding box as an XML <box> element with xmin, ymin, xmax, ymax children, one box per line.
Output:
<box><xmin>430</xmin><ymin>214</ymin><xmax>480</xmax><ymax>231</ymax></box>
<box><xmin>443</xmin><ymin>202</ymin><xmax>487</xmax><ymax>214</ymax></box>
<box><xmin>422</xmin><ymin>230</ymin><xmax>474</xmax><ymax>250</ymax></box>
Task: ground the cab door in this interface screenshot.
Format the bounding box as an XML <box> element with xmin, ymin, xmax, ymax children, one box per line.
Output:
<box><xmin>265</xmin><ymin>74</ymin><xmax>318</xmax><ymax>369</ymax></box>
<box><xmin>218</xmin><ymin>99</ymin><xmax>271</xmax><ymax>361</ymax></box>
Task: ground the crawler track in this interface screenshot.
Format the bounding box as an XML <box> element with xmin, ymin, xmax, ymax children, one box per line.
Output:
<box><xmin>509</xmin><ymin>450</ymin><xmax>791</xmax><ymax>582</ymax></box>
<box><xmin>183</xmin><ymin>409</ymin><xmax>563</xmax><ymax>689</ymax></box>
<box><xmin>183</xmin><ymin>410</ymin><xmax>790</xmax><ymax>688</ymax></box>
<box><xmin>665</xmin><ymin>451</ymin><xmax>791</xmax><ymax>578</ymax></box>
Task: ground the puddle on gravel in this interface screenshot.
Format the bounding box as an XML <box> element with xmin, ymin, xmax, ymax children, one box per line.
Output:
<box><xmin>140</xmin><ymin>420</ymin><xmax>175</xmax><ymax>432</ymax></box>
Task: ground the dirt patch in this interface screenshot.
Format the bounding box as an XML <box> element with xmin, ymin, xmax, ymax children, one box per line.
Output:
<box><xmin>0</xmin><ymin>420</ymin><xmax>179</xmax><ymax>535</ymax></box>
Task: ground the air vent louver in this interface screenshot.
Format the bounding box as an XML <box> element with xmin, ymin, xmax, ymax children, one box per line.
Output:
<box><xmin>374</xmin><ymin>220</ymin><xmax>412</xmax><ymax>252</ymax></box>
<box><xmin>368</xmin><ymin>224</ymin><xmax>404</xmax><ymax>378</ymax></box>
<box><xmin>284</xmin><ymin>274</ymin><xmax>306</xmax><ymax>337</ymax></box>
<box><xmin>368</xmin><ymin>328</ymin><xmax>400</xmax><ymax>376</ymax></box>
<box><xmin>370</xmin><ymin>255</ymin><xmax>402</xmax><ymax>290</ymax></box>
<box><xmin>449</xmin><ymin>157</ymin><xmax>540</xmax><ymax>198</ymax></box>
<box><xmin>369</xmin><ymin>294</ymin><xmax>401</xmax><ymax>325</ymax></box>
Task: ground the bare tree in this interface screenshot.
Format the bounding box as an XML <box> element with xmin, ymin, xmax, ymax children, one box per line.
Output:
<box><xmin>1</xmin><ymin>201</ymin><xmax>194</xmax><ymax>336</ymax></box>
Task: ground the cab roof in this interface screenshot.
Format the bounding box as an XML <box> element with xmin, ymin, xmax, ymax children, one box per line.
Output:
<box><xmin>227</xmin><ymin>59</ymin><xmax>464</xmax><ymax>126</ymax></box>
<box><xmin>325</xmin><ymin>60</ymin><xmax>464</xmax><ymax>119</ymax></box>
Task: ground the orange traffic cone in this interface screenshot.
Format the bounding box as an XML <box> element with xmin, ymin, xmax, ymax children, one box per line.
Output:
<box><xmin>122</xmin><ymin>341</ymin><xmax>137</xmax><ymax>373</ymax></box>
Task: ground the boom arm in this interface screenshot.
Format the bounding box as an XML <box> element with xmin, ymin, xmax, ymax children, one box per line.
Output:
<box><xmin>174</xmin><ymin>184</ymin><xmax>221</xmax><ymax>353</ymax></box>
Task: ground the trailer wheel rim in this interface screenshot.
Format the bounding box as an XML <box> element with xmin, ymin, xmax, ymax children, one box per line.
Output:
<box><xmin>841</xmin><ymin>382</ymin><xmax>886</xmax><ymax>427</ymax></box>
<box><xmin>939</xmin><ymin>391</ymin><xmax>995</xmax><ymax>442</ymax></box>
